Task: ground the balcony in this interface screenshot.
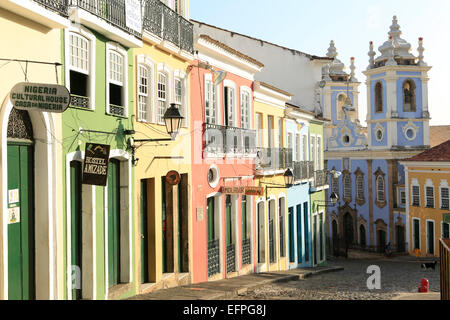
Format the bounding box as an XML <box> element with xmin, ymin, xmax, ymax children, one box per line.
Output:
<box><xmin>142</xmin><ymin>0</ymin><xmax>194</xmax><ymax>54</ymax></box>
<box><xmin>70</xmin><ymin>94</ymin><xmax>90</xmax><ymax>109</ymax></box>
<box><xmin>204</xmin><ymin>123</ymin><xmax>257</xmax><ymax>156</ymax></box>
<box><xmin>255</xmin><ymin>147</ymin><xmax>293</xmax><ymax>172</ymax></box>
<box><xmin>312</xmin><ymin>170</ymin><xmax>329</xmax><ymax>189</ymax></box>
<box><xmin>69</xmin><ymin>0</ymin><xmax>142</xmax><ymax>48</ymax></box>
<box><xmin>34</xmin><ymin>0</ymin><xmax>68</xmax><ymax>16</ymax></box>
<box><xmin>293</xmin><ymin>161</ymin><xmax>314</xmax><ymax>181</ymax></box>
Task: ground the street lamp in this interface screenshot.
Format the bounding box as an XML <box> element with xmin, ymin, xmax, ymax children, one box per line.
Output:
<box><xmin>283</xmin><ymin>168</ymin><xmax>294</xmax><ymax>187</ymax></box>
<box><xmin>126</xmin><ymin>103</ymin><xmax>185</xmax><ymax>165</ymax></box>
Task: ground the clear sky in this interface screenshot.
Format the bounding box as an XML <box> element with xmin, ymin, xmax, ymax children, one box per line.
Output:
<box><xmin>190</xmin><ymin>0</ymin><xmax>450</xmax><ymax>127</ymax></box>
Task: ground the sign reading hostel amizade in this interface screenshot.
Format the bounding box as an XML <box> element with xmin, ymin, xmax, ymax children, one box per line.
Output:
<box><xmin>82</xmin><ymin>143</ymin><xmax>111</xmax><ymax>186</ymax></box>
<box><xmin>10</xmin><ymin>82</ymin><xmax>70</xmax><ymax>113</ymax></box>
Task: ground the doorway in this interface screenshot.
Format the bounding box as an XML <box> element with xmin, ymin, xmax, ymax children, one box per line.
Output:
<box><xmin>257</xmin><ymin>201</ymin><xmax>265</xmax><ymax>263</ymax></box>
<box><xmin>377</xmin><ymin>230</ymin><xmax>386</xmax><ymax>253</ymax></box>
<box><xmin>7</xmin><ymin>109</ymin><xmax>35</xmax><ymax>300</ymax></box>
<box><xmin>70</xmin><ymin>161</ymin><xmax>82</xmax><ymax>299</ymax></box>
<box><xmin>107</xmin><ymin>159</ymin><xmax>121</xmax><ymax>288</ymax></box>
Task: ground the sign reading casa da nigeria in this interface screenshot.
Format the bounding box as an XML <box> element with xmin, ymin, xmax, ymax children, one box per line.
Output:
<box><xmin>82</xmin><ymin>143</ymin><xmax>111</xmax><ymax>186</ymax></box>
<box><xmin>10</xmin><ymin>82</ymin><xmax>70</xmax><ymax>113</ymax></box>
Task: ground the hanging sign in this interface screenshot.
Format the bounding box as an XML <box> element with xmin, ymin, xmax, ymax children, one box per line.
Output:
<box><xmin>125</xmin><ymin>0</ymin><xmax>143</xmax><ymax>34</ymax></box>
<box><xmin>82</xmin><ymin>143</ymin><xmax>111</xmax><ymax>186</ymax></box>
<box><xmin>8</xmin><ymin>207</ymin><xmax>20</xmax><ymax>224</ymax></box>
<box><xmin>166</xmin><ymin>170</ymin><xmax>181</xmax><ymax>186</ymax></box>
<box><xmin>245</xmin><ymin>186</ymin><xmax>264</xmax><ymax>197</ymax></box>
<box><xmin>10</xmin><ymin>82</ymin><xmax>70</xmax><ymax>113</ymax></box>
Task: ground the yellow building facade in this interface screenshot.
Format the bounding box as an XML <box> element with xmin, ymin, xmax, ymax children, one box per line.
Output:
<box><xmin>401</xmin><ymin>140</ymin><xmax>450</xmax><ymax>257</ymax></box>
<box><xmin>0</xmin><ymin>2</ymin><xmax>69</xmax><ymax>299</ymax></box>
<box><xmin>132</xmin><ymin>11</ymin><xmax>194</xmax><ymax>294</ymax></box>
<box><xmin>253</xmin><ymin>81</ymin><xmax>292</xmax><ymax>273</ymax></box>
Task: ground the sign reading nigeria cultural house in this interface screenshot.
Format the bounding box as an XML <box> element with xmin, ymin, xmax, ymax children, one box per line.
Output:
<box><xmin>82</xmin><ymin>143</ymin><xmax>111</xmax><ymax>186</ymax></box>
<box><xmin>10</xmin><ymin>82</ymin><xmax>70</xmax><ymax>113</ymax></box>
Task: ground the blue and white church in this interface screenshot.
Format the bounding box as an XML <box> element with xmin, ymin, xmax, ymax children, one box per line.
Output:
<box><xmin>323</xmin><ymin>16</ymin><xmax>432</xmax><ymax>254</ymax></box>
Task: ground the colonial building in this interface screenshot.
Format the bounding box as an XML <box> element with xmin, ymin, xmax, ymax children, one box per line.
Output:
<box><xmin>400</xmin><ymin>140</ymin><xmax>450</xmax><ymax>257</ymax></box>
<box><xmin>0</xmin><ymin>0</ymin><xmax>70</xmax><ymax>300</ymax></box>
<box><xmin>190</xmin><ymin>35</ymin><xmax>263</xmax><ymax>283</ymax></box>
<box><xmin>132</xmin><ymin>0</ymin><xmax>194</xmax><ymax>294</ymax></box>
<box><xmin>325</xmin><ymin>16</ymin><xmax>432</xmax><ymax>255</ymax></box>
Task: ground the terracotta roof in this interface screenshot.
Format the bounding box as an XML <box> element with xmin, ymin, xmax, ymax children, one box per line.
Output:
<box><xmin>285</xmin><ymin>102</ymin><xmax>316</xmax><ymax>116</ymax></box>
<box><xmin>430</xmin><ymin>125</ymin><xmax>450</xmax><ymax>148</ymax></box>
<box><xmin>192</xmin><ymin>19</ymin><xmax>331</xmax><ymax>62</ymax></box>
<box><xmin>198</xmin><ymin>34</ymin><xmax>264</xmax><ymax>68</ymax></box>
<box><xmin>258</xmin><ymin>81</ymin><xmax>292</xmax><ymax>96</ymax></box>
<box><xmin>403</xmin><ymin>139</ymin><xmax>450</xmax><ymax>162</ymax></box>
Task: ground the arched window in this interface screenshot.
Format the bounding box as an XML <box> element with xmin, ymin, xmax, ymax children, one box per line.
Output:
<box><xmin>377</xmin><ymin>175</ymin><xmax>385</xmax><ymax>202</ymax></box>
<box><xmin>375</xmin><ymin>82</ymin><xmax>383</xmax><ymax>113</ymax></box>
<box><xmin>343</xmin><ymin>173</ymin><xmax>352</xmax><ymax>201</ymax></box>
<box><xmin>356</xmin><ymin>174</ymin><xmax>364</xmax><ymax>201</ymax></box>
<box><xmin>403</xmin><ymin>79</ymin><xmax>416</xmax><ymax>112</ymax></box>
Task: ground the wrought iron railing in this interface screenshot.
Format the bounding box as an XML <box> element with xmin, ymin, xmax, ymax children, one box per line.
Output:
<box><xmin>269</xmin><ymin>219</ymin><xmax>275</xmax><ymax>263</ymax></box>
<box><xmin>242</xmin><ymin>238</ymin><xmax>251</xmax><ymax>266</ymax></box>
<box><xmin>313</xmin><ymin>170</ymin><xmax>329</xmax><ymax>188</ymax></box>
<box><xmin>207</xmin><ymin>239</ymin><xmax>220</xmax><ymax>277</ymax></box>
<box><xmin>440</xmin><ymin>239</ymin><xmax>450</xmax><ymax>300</ymax></box>
<box><xmin>34</xmin><ymin>0</ymin><xmax>69</xmax><ymax>16</ymax></box>
<box><xmin>293</xmin><ymin>161</ymin><xmax>314</xmax><ymax>181</ymax></box>
<box><xmin>226</xmin><ymin>244</ymin><xmax>235</xmax><ymax>273</ymax></box>
<box><xmin>70</xmin><ymin>0</ymin><xmax>142</xmax><ymax>38</ymax></box>
<box><xmin>109</xmin><ymin>104</ymin><xmax>125</xmax><ymax>117</ymax></box>
<box><xmin>70</xmin><ymin>94</ymin><xmax>90</xmax><ymax>109</ymax></box>
<box><xmin>142</xmin><ymin>0</ymin><xmax>194</xmax><ymax>53</ymax></box>
<box><xmin>256</xmin><ymin>147</ymin><xmax>293</xmax><ymax>171</ymax></box>
<box><xmin>204</xmin><ymin>123</ymin><xmax>257</xmax><ymax>155</ymax></box>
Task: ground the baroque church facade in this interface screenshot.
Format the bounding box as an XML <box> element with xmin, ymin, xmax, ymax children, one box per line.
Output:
<box><xmin>324</xmin><ymin>16</ymin><xmax>432</xmax><ymax>254</ymax></box>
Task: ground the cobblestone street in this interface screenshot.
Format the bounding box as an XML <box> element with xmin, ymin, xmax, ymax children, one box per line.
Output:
<box><xmin>235</xmin><ymin>258</ymin><xmax>441</xmax><ymax>300</ymax></box>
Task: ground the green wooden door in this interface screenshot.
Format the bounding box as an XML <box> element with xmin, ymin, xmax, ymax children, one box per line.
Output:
<box><xmin>70</xmin><ymin>161</ymin><xmax>82</xmax><ymax>299</ymax></box>
<box><xmin>7</xmin><ymin>143</ymin><xmax>35</xmax><ymax>300</ymax></box>
<box><xmin>108</xmin><ymin>159</ymin><xmax>120</xmax><ymax>287</ymax></box>
<box><xmin>226</xmin><ymin>196</ymin><xmax>232</xmax><ymax>246</ymax></box>
<box><xmin>207</xmin><ymin>197</ymin><xmax>215</xmax><ymax>241</ymax></box>
<box><xmin>140</xmin><ymin>180</ymin><xmax>149</xmax><ymax>283</ymax></box>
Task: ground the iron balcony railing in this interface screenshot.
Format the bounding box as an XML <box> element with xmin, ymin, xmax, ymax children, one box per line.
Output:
<box><xmin>242</xmin><ymin>238</ymin><xmax>251</xmax><ymax>266</ymax></box>
<box><xmin>207</xmin><ymin>239</ymin><xmax>220</xmax><ymax>277</ymax></box>
<box><xmin>226</xmin><ymin>244</ymin><xmax>235</xmax><ymax>273</ymax></box>
<box><xmin>34</xmin><ymin>0</ymin><xmax>69</xmax><ymax>16</ymax></box>
<box><xmin>142</xmin><ymin>0</ymin><xmax>194</xmax><ymax>53</ymax></box>
<box><xmin>110</xmin><ymin>104</ymin><xmax>125</xmax><ymax>117</ymax></box>
<box><xmin>293</xmin><ymin>161</ymin><xmax>314</xmax><ymax>181</ymax></box>
<box><xmin>440</xmin><ymin>238</ymin><xmax>450</xmax><ymax>300</ymax></box>
<box><xmin>312</xmin><ymin>170</ymin><xmax>329</xmax><ymax>188</ymax></box>
<box><xmin>204</xmin><ymin>123</ymin><xmax>257</xmax><ymax>155</ymax></box>
<box><xmin>70</xmin><ymin>94</ymin><xmax>90</xmax><ymax>109</ymax></box>
<box><xmin>70</xmin><ymin>0</ymin><xmax>142</xmax><ymax>38</ymax></box>
<box><xmin>256</xmin><ymin>147</ymin><xmax>293</xmax><ymax>171</ymax></box>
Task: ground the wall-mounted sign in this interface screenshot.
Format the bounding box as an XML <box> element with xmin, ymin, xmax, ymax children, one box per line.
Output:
<box><xmin>125</xmin><ymin>0</ymin><xmax>143</xmax><ymax>34</ymax></box>
<box><xmin>82</xmin><ymin>143</ymin><xmax>110</xmax><ymax>186</ymax></box>
<box><xmin>221</xmin><ymin>186</ymin><xmax>264</xmax><ymax>196</ymax></box>
<box><xmin>10</xmin><ymin>82</ymin><xmax>70</xmax><ymax>113</ymax></box>
<box><xmin>8</xmin><ymin>189</ymin><xmax>19</xmax><ymax>205</ymax></box>
<box><xmin>244</xmin><ymin>187</ymin><xmax>264</xmax><ymax>197</ymax></box>
<box><xmin>166</xmin><ymin>170</ymin><xmax>181</xmax><ymax>186</ymax></box>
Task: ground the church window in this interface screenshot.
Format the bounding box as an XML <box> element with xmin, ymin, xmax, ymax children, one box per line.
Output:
<box><xmin>337</xmin><ymin>94</ymin><xmax>346</xmax><ymax>120</ymax></box>
<box><xmin>403</xmin><ymin>80</ymin><xmax>416</xmax><ymax>112</ymax></box>
<box><xmin>377</xmin><ymin>176</ymin><xmax>385</xmax><ymax>203</ymax></box>
<box><xmin>343</xmin><ymin>172</ymin><xmax>352</xmax><ymax>202</ymax></box>
<box><xmin>374</xmin><ymin>167</ymin><xmax>387</xmax><ymax>208</ymax></box>
<box><xmin>375</xmin><ymin>82</ymin><xmax>383</xmax><ymax>113</ymax></box>
<box><xmin>355</xmin><ymin>170</ymin><xmax>365</xmax><ymax>205</ymax></box>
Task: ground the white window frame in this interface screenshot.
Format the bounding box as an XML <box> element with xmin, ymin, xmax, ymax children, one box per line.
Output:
<box><xmin>106</xmin><ymin>42</ymin><xmax>128</xmax><ymax>117</ymax></box>
<box><xmin>317</xmin><ymin>135</ymin><xmax>322</xmax><ymax>170</ymax></box>
<box><xmin>411</xmin><ymin>179</ymin><xmax>420</xmax><ymax>207</ymax></box>
<box><xmin>440</xmin><ymin>180</ymin><xmax>449</xmax><ymax>210</ymax></box>
<box><xmin>295</xmin><ymin>134</ymin><xmax>301</xmax><ymax>162</ymax></box>
<box><xmin>442</xmin><ymin>221</ymin><xmax>450</xmax><ymax>239</ymax></box>
<box><xmin>310</xmin><ymin>135</ymin><xmax>316</xmax><ymax>170</ymax></box>
<box><xmin>376</xmin><ymin>175</ymin><xmax>385</xmax><ymax>203</ymax></box>
<box><xmin>204</xmin><ymin>73</ymin><xmax>219</xmax><ymax>125</ymax></box>
<box><xmin>156</xmin><ymin>62</ymin><xmax>173</xmax><ymax>125</ymax></box>
<box><xmin>399</xmin><ymin>189</ymin><xmax>406</xmax><ymax>207</ymax></box>
<box><xmin>223</xmin><ymin>80</ymin><xmax>237</xmax><ymax>128</ymax></box>
<box><xmin>174</xmin><ymin>69</ymin><xmax>188</xmax><ymax>127</ymax></box>
<box><xmin>287</xmin><ymin>131</ymin><xmax>293</xmax><ymax>151</ymax></box>
<box><xmin>136</xmin><ymin>55</ymin><xmax>156</xmax><ymax>123</ymax></box>
<box><xmin>240</xmin><ymin>86</ymin><xmax>252</xmax><ymax>130</ymax></box>
<box><xmin>302</xmin><ymin>134</ymin><xmax>308</xmax><ymax>161</ymax></box>
<box><xmin>425</xmin><ymin>179</ymin><xmax>435</xmax><ymax>208</ymax></box>
<box><xmin>65</xmin><ymin>25</ymin><xmax>96</xmax><ymax>110</ymax></box>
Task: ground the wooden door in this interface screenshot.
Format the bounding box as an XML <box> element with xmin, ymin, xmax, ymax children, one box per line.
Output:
<box><xmin>108</xmin><ymin>159</ymin><xmax>120</xmax><ymax>287</ymax></box>
<box><xmin>70</xmin><ymin>161</ymin><xmax>82</xmax><ymax>299</ymax></box>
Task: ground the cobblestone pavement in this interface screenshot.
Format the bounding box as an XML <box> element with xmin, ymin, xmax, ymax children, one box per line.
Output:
<box><xmin>235</xmin><ymin>257</ymin><xmax>441</xmax><ymax>300</ymax></box>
